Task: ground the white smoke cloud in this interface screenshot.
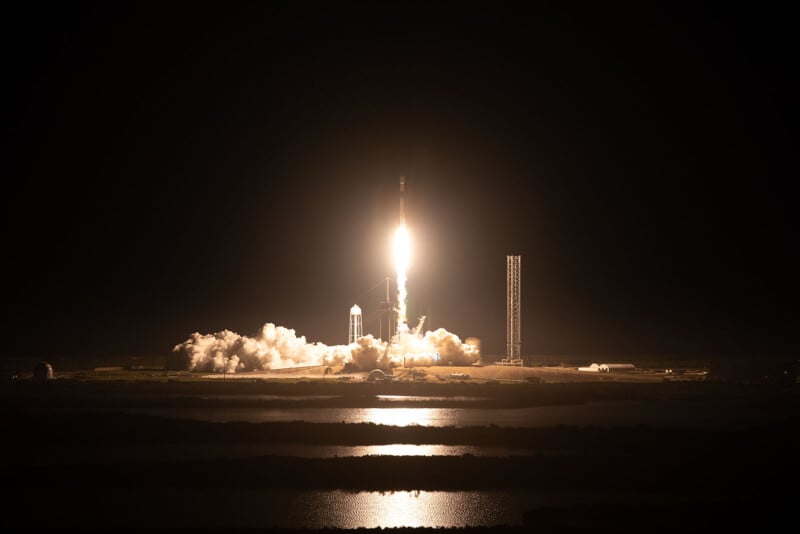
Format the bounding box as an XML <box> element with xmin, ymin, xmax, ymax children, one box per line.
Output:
<box><xmin>172</xmin><ymin>322</ymin><xmax>480</xmax><ymax>373</ymax></box>
<box><xmin>389</xmin><ymin>327</ymin><xmax>481</xmax><ymax>367</ymax></box>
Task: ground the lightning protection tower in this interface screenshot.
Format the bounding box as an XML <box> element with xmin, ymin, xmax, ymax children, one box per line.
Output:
<box><xmin>506</xmin><ymin>255</ymin><xmax>522</xmax><ymax>364</ymax></box>
<box><xmin>349</xmin><ymin>304</ymin><xmax>363</xmax><ymax>344</ymax></box>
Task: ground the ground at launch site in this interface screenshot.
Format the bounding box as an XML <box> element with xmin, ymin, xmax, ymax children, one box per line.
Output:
<box><xmin>34</xmin><ymin>360</ymin><xmax>710</xmax><ymax>385</ymax></box>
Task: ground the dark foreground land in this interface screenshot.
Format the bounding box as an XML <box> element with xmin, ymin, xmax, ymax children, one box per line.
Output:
<box><xmin>0</xmin><ymin>377</ymin><xmax>797</xmax><ymax>532</ymax></box>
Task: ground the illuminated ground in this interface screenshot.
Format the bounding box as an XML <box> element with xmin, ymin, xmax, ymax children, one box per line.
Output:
<box><xmin>49</xmin><ymin>362</ymin><xmax>707</xmax><ymax>384</ymax></box>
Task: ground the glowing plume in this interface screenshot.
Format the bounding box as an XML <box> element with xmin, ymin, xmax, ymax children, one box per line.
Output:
<box><xmin>393</xmin><ymin>222</ymin><xmax>410</xmax><ymax>329</ymax></box>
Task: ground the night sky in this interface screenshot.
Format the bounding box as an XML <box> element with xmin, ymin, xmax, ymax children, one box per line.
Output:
<box><xmin>3</xmin><ymin>3</ymin><xmax>796</xmax><ymax>363</ymax></box>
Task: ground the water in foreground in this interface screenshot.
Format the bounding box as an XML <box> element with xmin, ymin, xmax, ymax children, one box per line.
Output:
<box><xmin>9</xmin><ymin>488</ymin><xmax>709</xmax><ymax>529</ymax></box>
<box><xmin>1</xmin><ymin>379</ymin><xmax>796</xmax><ymax>530</ymax></box>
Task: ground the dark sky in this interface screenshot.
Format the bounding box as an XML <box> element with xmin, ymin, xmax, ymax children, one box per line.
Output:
<box><xmin>3</xmin><ymin>2</ymin><xmax>796</xmax><ymax>362</ymax></box>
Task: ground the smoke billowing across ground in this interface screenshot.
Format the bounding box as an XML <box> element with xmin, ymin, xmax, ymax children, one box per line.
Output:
<box><xmin>171</xmin><ymin>323</ymin><xmax>480</xmax><ymax>373</ymax></box>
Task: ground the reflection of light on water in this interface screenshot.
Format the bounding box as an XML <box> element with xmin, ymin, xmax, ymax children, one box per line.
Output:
<box><xmin>362</xmin><ymin>444</ymin><xmax>442</xmax><ymax>456</ymax></box>
<box><xmin>131</xmin><ymin>400</ymin><xmax>776</xmax><ymax>429</ymax></box>
<box><xmin>376</xmin><ymin>395</ymin><xmax>486</xmax><ymax>402</ymax></box>
<box><xmin>361</xmin><ymin>408</ymin><xmax>435</xmax><ymax>426</ymax></box>
<box><xmin>366</xmin><ymin>491</ymin><xmax>427</xmax><ymax>528</ymax></box>
<box><xmin>341</xmin><ymin>491</ymin><xmax>513</xmax><ymax>528</ymax></box>
<box><xmin>16</xmin><ymin>487</ymin><xmax>673</xmax><ymax>528</ymax></box>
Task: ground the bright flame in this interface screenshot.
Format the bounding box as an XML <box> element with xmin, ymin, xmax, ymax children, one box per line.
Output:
<box><xmin>393</xmin><ymin>222</ymin><xmax>410</xmax><ymax>329</ymax></box>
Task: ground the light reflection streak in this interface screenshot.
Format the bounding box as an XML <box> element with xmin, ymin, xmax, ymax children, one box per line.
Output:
<box><xmin>375</xmin><ymin>395</ymin><xmax>487</xmax><ymax>402</ymax></box>
<box><xmin>360</xmin><ymin>408</ymin><xmax>436</xmax><ymax>426</ymax></box>
<box><xmin>361</xmin><ymin>444</ymin><xmax>441</xmax><ymax>456</ymax></box>
<box><xmin>366</xmin><ymin>490</ymin><xmax>427</xmax><ymax>528</ymax></box>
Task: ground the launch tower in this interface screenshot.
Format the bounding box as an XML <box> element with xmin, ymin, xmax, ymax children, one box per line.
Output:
<box><xmin>505</xmin><ymin>255</ymin><xmax>522</xmax><ymax>365</ymax></box>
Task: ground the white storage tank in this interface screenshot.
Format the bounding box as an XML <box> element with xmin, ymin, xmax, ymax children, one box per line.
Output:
<box><xmin>33</xmin><ymin>361</ymin><xmax>54</xmax><ymax>381</ymax></box>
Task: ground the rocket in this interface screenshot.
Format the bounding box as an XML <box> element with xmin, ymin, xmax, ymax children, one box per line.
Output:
<box><xmin>399</xmin><ymin>175</ymin><xmax>405</xmax><ymax>222</ymax></box>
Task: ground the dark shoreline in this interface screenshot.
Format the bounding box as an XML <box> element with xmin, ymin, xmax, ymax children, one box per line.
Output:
<box><xmin>3</xmin><ymin>411</ymin><xmax>796</xmax><ymax>449</ymax></box>
<box><xmin>7</xmin><ymin>444</ymin><xmax>793</xmax><ymax>492</ymax></box>
<box><xmin>2</xmin><ymin>376</ymin><xmax>794</xmax><ymax>409</ymax></box>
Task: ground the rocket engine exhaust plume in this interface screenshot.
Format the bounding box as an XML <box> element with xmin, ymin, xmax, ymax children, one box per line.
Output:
<box><xmin>393</xmin><ymin>221</ymin><xmax>410</xmax><ymax>329</ymax></box>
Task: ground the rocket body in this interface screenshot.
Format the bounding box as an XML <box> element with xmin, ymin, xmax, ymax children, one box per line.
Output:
<box><xmin>394</xmin><ymin>176</ymin><xmax>409</xmax><ymax>331</ymax></box>
<box><xmin>399</xmin><ymin>176</ymin><xmax>405</xmax><ymax>222</ymax></box>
